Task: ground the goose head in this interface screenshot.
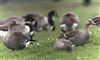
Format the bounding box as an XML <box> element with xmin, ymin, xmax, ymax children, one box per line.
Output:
<box><xmin>86</xmin><ymin>19</ymin><xmax>96</xmax><ymax>28</ymax></box>
<box><xmin>48</xmin><ymin>10</ymin><xmax>58</xmax><ymax>17</ymax></box>
<box><xmin>91</xmin><ymin>15</ymin><xmax>100</xmax><ymax>26</ymax></box>
<box><xmin>47</xmin><ymin>10</ymin><xmax>58</xmax><ymax>31</ymax></box>
<box><xmin>23</xmin><ymin>14</ymin><xmax>38</xmax><ymax>31</ymax></box>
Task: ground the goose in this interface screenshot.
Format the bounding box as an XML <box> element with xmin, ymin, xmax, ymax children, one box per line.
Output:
<box><xmin>23</xmin><ymin>10</ymin><xmax>58</xmax><ymax>31</ymax></box>
<box><xmin>0</xmin><ymin>16</ymin><xmax>35</xmax><ymax>40</ymax></box>
<box><xmin>3</xmin><ymin>21</ymin><xmax>35</xmax><ymax>51</ymax></box>
<box><xmin>60</xmin><ymin>12</ymin><xmax>79</xmax><ymax>33</ymax></box>
<box><xmin>65</xmin><ymin>20</ymin><xmax>95</xmax><ymax>46</ymax></box>
<box><xmin>53</xmin><ymin>33</ymin><xmax>75</xmax><ymax>51</ymax></box>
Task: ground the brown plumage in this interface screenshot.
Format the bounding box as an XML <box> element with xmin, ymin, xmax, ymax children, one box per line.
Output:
<box><xmin>91</xmin><ymin>15</ymin><xmax>100</xmax><ymax>26</ymax></box>
<box><xmin>65</xmin><ymin>20</ymin><xmax>95</xmax><ymax>46</ymax></box>
<box><xmin>60</xmin><ymin>12</ymin><xmax>79</xmax><ymax>33</ymax></box>
<box><xmin>53</xmin><ymin>33</ymin><xmax>75</xmax><ymax>51</ymax></box>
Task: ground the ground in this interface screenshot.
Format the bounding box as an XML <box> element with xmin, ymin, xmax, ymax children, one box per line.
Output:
<box><xmin>0</xmin><ymin>1</ymin><xmax>100</xmax><ymax>60</ymax></box>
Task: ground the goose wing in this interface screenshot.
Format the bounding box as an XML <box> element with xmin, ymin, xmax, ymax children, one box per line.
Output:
<box><xmin>65</xmin><ymin>30</ymin><xmax>79</xmax><ymax>39</ymax></box>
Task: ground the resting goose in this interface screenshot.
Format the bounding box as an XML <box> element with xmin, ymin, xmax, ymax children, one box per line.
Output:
<box><xmin>60</xmin><ymin>12</ymin><xmax>79</xmax><ymax>33</ymax></box>
<box><xmin>3</xmin><ymin>21</ymin><xmax>35</xmax><ymax>51</ymax></box>
<box><xmin>53</xmin><ymin>33</ymin><xmax>75</xmax><ymax>51</ymax></box>
<box><xmin>65</xmin><ymin>20</ymin><xmax>95</xmax><ymax>46</ymax></box>
<box><xmin>0</xmin><ymin>16</ymin><xmax>35</xmax><ymax>40</ymax></box>
<box><xmin>23</xmin><ymin>10</ymin><xmax>58</xmax><ymax>31</ymax></box>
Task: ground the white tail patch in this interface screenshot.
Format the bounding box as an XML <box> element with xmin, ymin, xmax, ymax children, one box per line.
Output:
<box><xmin>72</xmin><ymin>23</ymin><xmax>78</xmax><ymax>30</ymax></box>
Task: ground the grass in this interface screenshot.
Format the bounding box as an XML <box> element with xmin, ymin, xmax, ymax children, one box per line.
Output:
<box><xmin>0</xmin><ymin>1</ymin><xmax>100</xmax><ymax>60</ymax></box>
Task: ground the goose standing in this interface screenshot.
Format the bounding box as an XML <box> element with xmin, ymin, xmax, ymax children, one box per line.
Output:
<box><xmin>23</xmin><ymin>10</ymin><xmax>58</xmax><ymax>31</ymax></box>
<box><xmin>60</xmin><ymin>12</ymin><xmax>79</xmax><ymax>33</ymax></box>
<box><xmin>65</xmin><ymin>20</ymin><xmax>95</xmax><ymax>46</ymax></box>
<box><xmin>3</xmin><ymin>21</ymin><xmax>34</xmax><ymax>51</ymax></box>
<box><xmin>53</xmin><ymin>33</ymin><xmax>75</xmax><ymax>51</ymax></box>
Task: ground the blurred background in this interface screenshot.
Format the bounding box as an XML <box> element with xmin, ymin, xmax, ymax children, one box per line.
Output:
<box><xmin>0</xmin><ymin>0</ymin><xmax>100</xmax><ymax>19</ymax></box>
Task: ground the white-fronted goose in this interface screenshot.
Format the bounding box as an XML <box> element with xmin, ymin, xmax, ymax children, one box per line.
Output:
<box><xmin>60</xmin><ymin>12</ymin><xmax>79</xmax><ymax>33</ymax></box>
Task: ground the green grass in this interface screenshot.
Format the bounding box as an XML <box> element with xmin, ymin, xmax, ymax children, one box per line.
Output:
<box><xmin>0</xmin><ymin>2</ymin><xmax>100</xmax><ymax>60</ymax></box>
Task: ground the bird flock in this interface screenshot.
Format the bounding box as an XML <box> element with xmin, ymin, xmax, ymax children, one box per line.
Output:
<box><xmin>0</xmin><ymin>10</ymin><xmax>100</xmax><ymax>51</ymax></box>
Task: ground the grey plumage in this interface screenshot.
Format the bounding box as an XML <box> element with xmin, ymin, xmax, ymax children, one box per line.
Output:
<box><xmin>65</xmin><ymin>20</ymin><xmax>95</xmax><ymax>46</ymax></box>
<box><xmin>0</xmin><ymin>16</ymin><xmax>31</xmax><ymax>38</ymax></box>
<box><xmin>53</xmin><ymin>33</ymin><xmax>75</xmax><ymax>51</ymax></box>
<box><xmin>4</xmin><ymin>32</ymin><xmax>30</xmax><ymax>51</ymax></box>
<box><xmin>23</xmin><ymin>10</ymin><xmax>57</xmax><ymax>31</ymax></box>
<box><xmin>3</xmin><ymin>21</ymin><xmax>31</xmax><ymax>51</ymax></box>
<box><xmin>0</xmin><ymin>16</ymin><xmax>25</xmax><ymax>26</ymax></box>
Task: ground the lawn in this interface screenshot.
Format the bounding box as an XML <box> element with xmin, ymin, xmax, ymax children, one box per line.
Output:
<box><xmin>0</xmin><ymin>1</ymin><xmax>100</xmax><ymax>60</ymax></box>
